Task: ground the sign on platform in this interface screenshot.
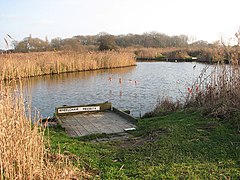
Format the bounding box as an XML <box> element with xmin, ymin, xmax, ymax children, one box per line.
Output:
<box><xmin>58</xmin><ymin>106</ymin><xmax>100</xmax><ymax>114</ymax></box>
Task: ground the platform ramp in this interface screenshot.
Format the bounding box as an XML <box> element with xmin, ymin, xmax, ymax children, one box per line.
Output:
<box><xmin>55</xmin><ymin>102</ymin><xmax>136</xmax><ymax>137</ymax></box>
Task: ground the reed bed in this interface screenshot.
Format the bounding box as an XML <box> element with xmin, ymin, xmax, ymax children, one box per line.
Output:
<box><xmin>134</xmin><ymin>47</ymin><xmax>181</xmax><ymax>58</ymax></box>
<box><xmin>0</xmin><ymin>80</ymin><xmax>90</xmax><ymax>179</ymax></box>
<box><xmin>0</xmin><ymin>51</ymin><xmax>136</xmax><ymax>80</ymax></box>
<box><xmin>145</xmin><ymin>63</ymin><xmax>240</xmax><ymax>122</ymax></box>
<box><xmin>133</xmin><ymin>47</ymin><xmax>239</xmax><ymax>63</ymax></box>
<box><xmin>186</xmin><ymin>64</ymin><xmax>240</xmax><ymax>121</ymax></box>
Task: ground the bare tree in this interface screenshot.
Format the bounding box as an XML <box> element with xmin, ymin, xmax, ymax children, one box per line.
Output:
<box><xmin>221</xmin><ymin>27</ymin><xmax>240</xmax><ymax>64</ymax></box>
<box><xmin>235</xmin><ymin>27</ymin><xmax>240</xmax><ymax>46</ymax></box>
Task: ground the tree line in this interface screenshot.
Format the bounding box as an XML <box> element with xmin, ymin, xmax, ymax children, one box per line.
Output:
<box><xmin>10</xmin><ymin>32</ymin><xmax>211</xmax><ymax>53</ymax></box>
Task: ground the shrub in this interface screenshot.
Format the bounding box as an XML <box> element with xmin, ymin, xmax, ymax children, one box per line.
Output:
<box><xmin>185</xmin><ymin>64</ymin><xmax>240</xmax><ymax>123</ymax></box>
<box><xmin>143</xmin><ymin>97</ymin><xmax>182</xmax><ymax>118</ymax></box>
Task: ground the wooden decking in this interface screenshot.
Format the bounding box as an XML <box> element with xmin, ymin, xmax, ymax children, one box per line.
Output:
<box><xmin>57</xmin><ymin>111</ymin><xmax>136</xmax><ymax>137</ymax></box>
<box><xmin>55</xmin><ymin>102</ymin><xmax>137</xmax><ymax>137</ymax></box>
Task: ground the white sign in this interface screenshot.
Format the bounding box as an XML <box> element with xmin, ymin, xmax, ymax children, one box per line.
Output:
<box><xmin>58</xmin><ymin>106</ymin><xmax>100</xmax><ymax>114</ymax></box>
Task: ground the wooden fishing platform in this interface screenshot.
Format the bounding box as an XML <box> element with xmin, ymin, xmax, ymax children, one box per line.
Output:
<box><xmin>55</xmin><ymin>102</ymin><xmax>137</xmax><ymax>137</ymax></box>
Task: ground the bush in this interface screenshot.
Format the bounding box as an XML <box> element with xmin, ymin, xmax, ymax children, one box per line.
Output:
<box><xmin>143</xmin><ymin>97</ymin><xmax>182</xmax><ymax>118</ymax></box>
<box><xmin>185</xmin><ymin>65</ymin><xmax>240</xmax><ymax>123</ymax></box>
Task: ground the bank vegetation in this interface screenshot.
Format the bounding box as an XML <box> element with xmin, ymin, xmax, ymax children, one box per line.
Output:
<box><xmin>3</xmin><ymin>30</ymin><xmax>239</xmax><ymax>64</ymax></box>
<box><xmin>0</xmin><ymin>51</ymin><xmax>135</xmax><ymax>80</ymax></box>
<box><xmin>146</xmin><ymin>63</ymin><xmax>240</xmax><ymax>130</ymax></box>
<box><xmin>0</xmin><ymin>80</ymin><xmax>91</xmax><ymax>179</ymax></box>
<box><xmin>1</xmin><ymin>30</ymin><xmax>240</xmax><ymax>178</ymax></box>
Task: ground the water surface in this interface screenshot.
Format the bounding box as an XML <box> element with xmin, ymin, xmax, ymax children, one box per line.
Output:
<box><xmin>23</xmin><ymin>62</ymin><xmax>211</xmax><ymax>118</ymax></box>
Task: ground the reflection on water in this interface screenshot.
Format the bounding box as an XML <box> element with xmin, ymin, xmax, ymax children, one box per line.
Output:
<box><xmin>22</xmin><ymin>62</ymin><xmax>212</xmax><ymax>118</ymax></box>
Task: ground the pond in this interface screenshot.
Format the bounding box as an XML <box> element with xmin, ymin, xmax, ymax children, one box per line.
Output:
<box><xmin>22</xmin><ymin>62</ymin><xmax>212</xmax><ymax>118</ymax></box>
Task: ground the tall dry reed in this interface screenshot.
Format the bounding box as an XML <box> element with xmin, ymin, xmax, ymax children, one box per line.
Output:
<box><xmin>0</xmin><ymin>80</ymin><xmax>90</xmax><ymax>179</ymax></box>
<box><xmin>0</xmin><ymin>51</ymin><xmax>136</xmax><ymax>80</ymax></box>
<box><xmin>186</xmin><ymin>64</ymin><xmax>240</xmax><ymax>120</ymax></box>
<box><xmin>145</xmin><ymin>63</ymin><xmax>240</xmax><ymax>121</ymax></box>
<box><xmin>133</xmin><ymin>47</ymin><xmax>235</xmax><ymax>63</ymax></box>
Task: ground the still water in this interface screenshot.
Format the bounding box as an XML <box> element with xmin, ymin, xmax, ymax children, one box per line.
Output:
<box><xmin>23</xmin><ymin>62</ymin><xmax>212</xmax><ymax>118</ymax></box>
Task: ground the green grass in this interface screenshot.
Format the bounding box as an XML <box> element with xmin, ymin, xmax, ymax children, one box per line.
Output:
<box><xmin>47</xmin><ymin>110</ymin><xmax>240</xmax><ymax>179</ymax></box>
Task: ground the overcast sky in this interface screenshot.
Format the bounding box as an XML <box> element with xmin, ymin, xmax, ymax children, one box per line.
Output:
<box><xmin>0</xmin><ymin>0</ymin><xmax>239</xmax><ymax>49</ymax></box>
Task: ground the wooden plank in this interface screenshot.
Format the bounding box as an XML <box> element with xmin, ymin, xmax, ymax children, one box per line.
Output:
<box><xmin>65</xmin><ymin>128</ymin><xmax>77</xmax><ymax>137</ymax></box>
<box><xmin>113</xmin><ymin>107</ymin><xmax>137</xmax><ymax>123</ymax></box>
<box><xmin>73</xmin><ymin>115</ymin><xmax>100</xmax><ymax>133</ymax></box>
<box><xmin>56</xmin><ymin>108</ymin><xmax>136</xmax><ymax>137</ymax></box>
<box><xmin>55</xmin><ymin>102</ymin><xmax>112</xmax><ymax>116</ymax></box>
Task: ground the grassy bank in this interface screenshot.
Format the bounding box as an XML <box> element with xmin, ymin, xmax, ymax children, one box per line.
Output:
<box><xmin>48</xmin><ymin>110</ymin><xmax>240</xmax><ymax>179</ymax></box>
<box><xmin>0</xmin><ymin>50</ymin><xmax>135</xmax><ymax>178</ymax></box>
<box><xmin>1</xmin><ymin>50</ymin><xmax>240</xmax><ymax>179</ymax></box>
<box><xmin>0</xmin><ymin>51</ymin><xmax>136</xmax><ymax>80</ymax></box>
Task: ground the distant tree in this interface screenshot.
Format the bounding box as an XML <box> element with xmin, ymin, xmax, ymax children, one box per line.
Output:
<box><xmin>170</xmin><ymin>35</ymin><xmax>188</xmax><ymax>47</ymax></box>
<box><xmin>15</xmin><ymin>36</ymin><xmax>49</xmax><ymax>52</ymax></box>
<box><xmin>60</xmin><ymin>38</ymin><xmax>84</xmax><ymax>52</ymax></box>
<box><xmin>73</xmin><ymin>35</ymin><xmax>98</xmax><ymax>46</ymax></box>
<box><xmin>191</xmin><ymin>40</ymin><xmax>209</xmax><ymax>48</ymax></box>
<box><xmin>221</xmin><ymin>27</ymin><xmax>240</xmax><ymax>64</ymax></box>
<box><xmin>12</xmin><ymin>31</ymin><xmax>207</xmax><ymax>53</ymax></box>
<box><xmin>50</xmin><ymin>37</ymin><xmax>61</xmax><ymax>51</ymax></box>
<box><xmin>15</xmin><ymin>40</ymin><xmax>28</xmax><ymax>52</ymax></box>
<box><xmin>11</xmin><ymin>40</ymin><xmax>19</xmax><ymax>50</ymax></box>
<box><xmin>187</xmin><ymin>35</ymin><xmax>196</xmax><ymax>44</ymax></box>
<box><xmin>235</xmin><ymin>27</ymin><xmax>240</xmax><ymax>64</ymax></box>
<box><xmin>98</xmin><ymin>33</ymin><xmax>117</xmax><ymax>51</ymax></box>
<box><xmin>114</xmin><ymin>32</ymin><xmax>188</xmax><ymax>48</ymax></box>
<box><xmin>115</xmin><ymin>35</ymin><xmax>129</xmax><ymax>47</ymax></box>
<box><xmin>235</xmin><ymin>27</ymin><xmax>240</xmax><ymax>46</ymax></box>
<box><xmin>44</xmin><ymin>36</ymin><xmax>50</xmax><ymax>51</ymax></box>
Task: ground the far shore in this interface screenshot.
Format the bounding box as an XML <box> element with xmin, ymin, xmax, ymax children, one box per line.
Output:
<box><xmin>0</xmin><ymin>51</ymin><xmax>136</xmax><ymax>80</ymax></box>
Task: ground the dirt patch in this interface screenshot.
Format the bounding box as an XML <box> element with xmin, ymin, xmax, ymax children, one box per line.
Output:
<box><xmin>90</xmin><ymin>132</ymin><xmax>134</xmax><ymax>143</ymax></box>
<box><xmin>197</xmin><ymin>122</ymin><xmax>218</xmax><ymax>131</ymax></box>
<box><xmin>117</xmin><ymin>128</ymin><xmax>169</xmax><ymax>148</ymax></box>
<box><xmin>89</xmin><ymin>128</ymin><xmax>169</xmax><ymax>147</ymax></box>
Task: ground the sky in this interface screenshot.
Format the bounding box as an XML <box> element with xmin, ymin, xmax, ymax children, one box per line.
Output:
<box><xmin>0</xmin><ymin>0</ymin><xmax>239</xmax><ymax>49</ymax></box>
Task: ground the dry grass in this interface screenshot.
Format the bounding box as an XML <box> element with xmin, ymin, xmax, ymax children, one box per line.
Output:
<box><xmin>0</xmin><ymin>50</ymin><xmax>135</xmax><ymax>178</ymax></box>
<box><xmin>133</xmin><ymin>47</ymin><xmax>200</xmax><ymax>59</ymax></box>
<box><xmin>143</xmin><ymin>97</ymin><xmax>182</xmax><ymax>118</ymax></box>
<box><xmin>134</xmin><ymin>47</ymin><xmax>181</xmax><ymax>58</ymax></box>
<box><xmin>144</xmin><ymin>62</ymin><xmax>240</xmax><ymax>124</ymax></box>
<box><xmin>133</xmin><ymin>46</ymin><xmax>239</xmax><ymax>63</ymax></box>
<box><xmin>186</xmin><ymin>64</ymin><xmax>240</xmax><ymax>121</ymax></box>
<box><xmin>0</xmin><ymin>80</ymin><xmax>91</xmax><ymax>179</ymax></box>
<box><xmin>0</xmin><ymin>51</ymin><xmax>136</xmax><ymax>80</ymax></box>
